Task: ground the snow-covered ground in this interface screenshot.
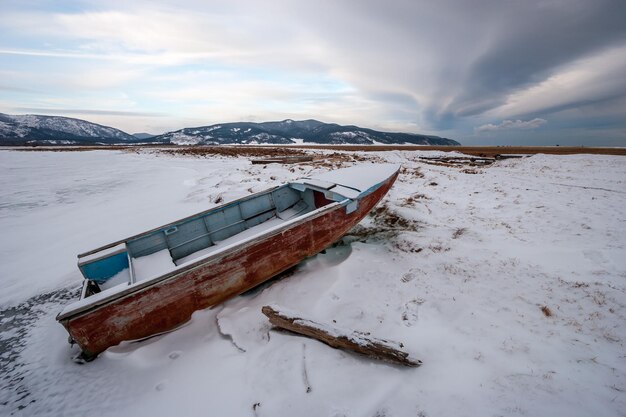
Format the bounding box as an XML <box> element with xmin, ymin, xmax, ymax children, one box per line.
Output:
<box><xmin>0</xmin><ymin>149</ymin><xmax>624</xmax><ymax>416</ymax></box>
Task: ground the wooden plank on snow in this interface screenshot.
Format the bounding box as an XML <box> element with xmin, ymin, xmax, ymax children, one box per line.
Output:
<box><xmin>262</xmin><ymin>305</ymin><xmax>421</xmax><ymax>367</ymax></box>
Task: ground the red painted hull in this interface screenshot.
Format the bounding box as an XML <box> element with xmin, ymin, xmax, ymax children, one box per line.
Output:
<box><xmin>59</xmin><ymin>171</ymin><xmax>398</xmax><ymax>357</ymax></box>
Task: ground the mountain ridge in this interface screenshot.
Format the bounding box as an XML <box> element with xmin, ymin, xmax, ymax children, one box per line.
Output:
<box><xmin>0</xmin><ymin>112</ymin><xmax>136</xmax><ymax>145</ymax></box>
<box><xmin>0</xmin><ymin>113</ymin><xmax>460</xmax><ymax>146</ymax></box>
<box><xmin>155</xmin><ymin>119</ymin><xmax>460</xmax><ymax>146</ymax></box>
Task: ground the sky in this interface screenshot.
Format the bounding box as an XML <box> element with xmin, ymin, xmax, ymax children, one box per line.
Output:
<box><xmin>1</xmin><ymin>0</ymin><xmax>625</xmax><ymax>145</ymax></box>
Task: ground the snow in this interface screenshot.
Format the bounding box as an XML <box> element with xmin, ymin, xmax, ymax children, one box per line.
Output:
<box><xmin>168</xmin><ymin>132</ymin><xmax>202</xmax><ymax>145</ymax></box>
<box><xmin>331</xmin><ymin>184</ymin><xmax>361</xmax><ymax>199</ymax></box>
<box><xmin>100</xmin><ymin>268</ymin><xmax>130</xmax><ymax>290</ymax></box>
<box><xmin>1</xmin><ymin>149</ymin><xmax>625</xmax><ymax>417</ymax></box>
<box><xmin>331</xmin><ymin>131</ymin><xmax>369</xmax><ymax>139</ymax></box>
<box><xmin>309</xmin><ymin>163</ymin><xmax>400</xmax><ymax>193</ymax></box>
<box><xmin>299</xmin><ymin>178</ymin><xmax>336</xmax><ymax>189</ymax></box>
<box><xmin>0</xmin><ymin>120</ymin><xmax>30</xmax><ymax>138</ymax></box>
<box><xmin>133</xmin><ymin>249</ymin><xmax>175</xmax><ymax>282</ymax></box>
<box><xmin>250</xmin><ymin>132</ymin><xmax>282</xmax><ymax>143</ymax></box>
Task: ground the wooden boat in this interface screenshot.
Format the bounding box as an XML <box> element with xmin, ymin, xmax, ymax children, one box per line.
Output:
<box><xmin>57</xmin><ymin>163</ymin><xmax>400</xmax><ymax>359</ymax></box>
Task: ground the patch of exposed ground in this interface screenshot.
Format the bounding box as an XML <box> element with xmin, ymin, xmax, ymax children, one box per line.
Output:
<box><xmin>157</xmin><ymin>146</ymin><xmax>309</xmax><ymax>159</ymax></box>
<box><xmin>346</xmin><ymin>203</ymin><xmax>421</xmax><ymax>251</ymax></box>
<box><xmin>313</xmin><ymin>152</ymin><xmax>382</xmax><ymax>169</ymax></box>
<box><xmin>0</xmin><ymin>288</ymin><xmax>78</xmax><ymax>413</ymax></box>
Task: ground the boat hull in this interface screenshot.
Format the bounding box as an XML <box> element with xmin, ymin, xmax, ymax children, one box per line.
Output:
<box><xmin>59</xmin><ymin>170</ymin><xmax>398</xmax><ymax>358</ymax></box>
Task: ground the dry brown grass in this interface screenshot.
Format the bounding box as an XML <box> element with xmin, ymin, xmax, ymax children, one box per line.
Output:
<box><xmin>369</xmin><ymin>204</ymin><xmax>417</xmax><ymax>230</ymax></box>
<box><xmin>400</xmin><ymin>166</ymin><xmax>424</xmax><ymax>178</ymax></box>
<box><xmin>159</xmin><ymin>146</ymin><xmax>308</xmax><ymax>158</ymax></box>
<box><xmin>401</xmin><ymin>193</ymin><xmax>430</xmax><ymax>207</ymax></box>
<box><xmin>452</xmin><ymin>228</ymin><xmax>467</xmax><ymax>239</ymax></box>
<box><xmin>346</xmin><ymin>203</ymin><xmax>420</xmax><ymax>246</ymax></box>
<box><xmin>460</xmin><ymin>168</ymin><xmax>481</xmax><ymax>174</ymax></box>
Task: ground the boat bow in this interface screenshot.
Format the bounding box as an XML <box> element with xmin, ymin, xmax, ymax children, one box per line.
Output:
<box><xmin>291</xmin><ymin>163</ymin><xmax>400</xmax><ymax>212</ymax></box>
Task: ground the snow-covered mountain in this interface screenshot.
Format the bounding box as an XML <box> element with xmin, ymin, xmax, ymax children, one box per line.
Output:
<box><xmin>0</xmin><ymin>113</ymin><xmax>460</xmax><ymax>146</ymax></box>
<box><xmin>0</xmin><ymin>113</ymin><xmax>136</xmax><ymax>145</ymax></box>
<box><xmin>154</xmin><ymin>119</ymin><xmax>460</xmax><ymax>145</ymax></box>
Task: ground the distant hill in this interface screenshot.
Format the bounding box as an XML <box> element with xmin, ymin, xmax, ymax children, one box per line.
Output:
<box><xmin>132</xmin><ymin>132</ymin><xmax>156</xmax><ymax>140</ymax></box>
<box><xmin>0</xmin><ymin>113</ymin><xmax>460</xmax><ymax>146</ymax></box>
<box><xmin>0</xmin><ymin>113</ymin><xmax>136</xmax><ymax>145</ymax></box>
<box><xmin>154</xmin><ymin>119</ymin><xmax>460</xmax><ymax>145</ymax></box>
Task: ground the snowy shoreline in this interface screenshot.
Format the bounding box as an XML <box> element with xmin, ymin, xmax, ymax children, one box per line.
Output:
<box><xmin>0</xmin><ymin>149</ymin><xmax>624</xmax><ymax>416</ymax></box>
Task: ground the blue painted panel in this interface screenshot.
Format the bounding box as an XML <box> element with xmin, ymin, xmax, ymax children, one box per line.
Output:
<box><xmin>206</xmin><ymin>205</ymin><xmax>242</xmax><ymax>232</ymax></box>
<box><xmin>79</xmin><ymin>251</ymin><xmax>129</xmax><ymax>283</ymax></box>
<box><xmin>170</xmin><ymin>236</ymin><xmax>211</xmax><ymax>261</ymax></box>
<box><xmin>244</xmin><ymin>210</ymin><xmax>275</xmax><ymax>228</ymax></box>
<box><xmin>166</xmin><ymin>218</ymin><xmax>208</xmax><ymax>247</ymax></box>
<box><xmin>240</xmin><ymin>194</ymin><xmax>273</xmax><ymax>219</ymax></box>
<box><xmin>273</xmin><ymin>186</ymin><xmax>300</xmax><ymax>212</ymax></box>
<box><xmin>127</xmin><ymin>231</ymin><xmax>168</xmax><ymax>257</ymax></box>
<box><xmin>210</xmin><ymin>223</ymin><xmax>245</xmax><ymax>242</ymax></box>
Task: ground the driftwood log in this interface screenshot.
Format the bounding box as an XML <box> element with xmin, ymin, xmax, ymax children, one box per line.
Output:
<box><xmin>262</xmin><ymin>305</ymin><xmax>421</xmax><ymax>367</ymax></box>
<box><xmin>250</xmin><ymin>156</ymin><xmax>315</xmax><ymax>164</ymax></box>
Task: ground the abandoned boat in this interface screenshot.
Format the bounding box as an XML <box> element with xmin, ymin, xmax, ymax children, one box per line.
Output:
<box><xmin>57</xmin><ymin>163</ymin><xmax>400</xmax><ymax>359</ymax></box>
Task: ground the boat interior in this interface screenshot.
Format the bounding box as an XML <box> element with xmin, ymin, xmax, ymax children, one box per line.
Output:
<box><xmin>76</xmin><ymin>182</ymin><xmax>355</xmax><ymax>298</ymax></box>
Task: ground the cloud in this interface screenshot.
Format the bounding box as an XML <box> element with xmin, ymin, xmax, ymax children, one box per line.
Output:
<box><xmin>439</xmin><ymin>1</ymin><xmax>626</xmax><ymax>120</ymax></box>
<box><xmin>475</xmin><ymin>118</ymin><xmax>547</xmax><ymax>134</ymax></box>
<box><xmin>12</xmin><ymin>108</ymin><xmax>165</xmax><ymax>117</ymax></box>
<box><xmin>486</xmin><ymin>44</ymin><xmax>626</xmax><ymax>120</ymax></box>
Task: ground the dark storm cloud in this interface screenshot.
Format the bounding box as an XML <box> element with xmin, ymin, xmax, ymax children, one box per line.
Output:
<box><xmin>445</xmin><ymin>0</ymin><xmax>626</xmax><ymax>119</ymax></box>
<box><xmin>475</xmin><ymin>118</ymin><xmax>547</xmax><ymax>133</ymax></box>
